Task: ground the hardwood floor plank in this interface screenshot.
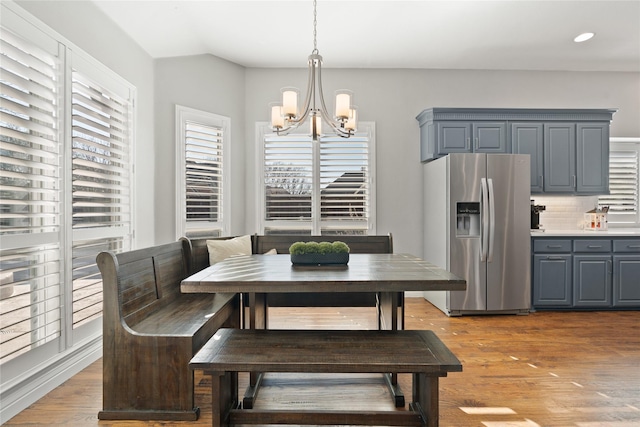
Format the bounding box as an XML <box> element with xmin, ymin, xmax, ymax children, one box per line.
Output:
<box><xmin>4</xmin><ymin>298</ymin><xmax>640</xmax><ymax>426</ymax></box>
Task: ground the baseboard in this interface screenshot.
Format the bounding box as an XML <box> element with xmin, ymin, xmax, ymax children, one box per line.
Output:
<box><xmin>0</xmin><ymin>336</ymin><xmax>102</xmax><ymax>423</ymax></box>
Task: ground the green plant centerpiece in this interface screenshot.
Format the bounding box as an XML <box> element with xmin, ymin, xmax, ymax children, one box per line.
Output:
<box><xmin>289</xmin><ymin>241</ymin><xmax>350</xmax><ymax>266</ymax></box>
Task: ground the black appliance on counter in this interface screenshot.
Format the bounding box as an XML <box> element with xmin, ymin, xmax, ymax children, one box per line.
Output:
<box><xmin>530</xmin><ymin>201</ymin><xmax>546</xmax><ymax>229</ymax></box>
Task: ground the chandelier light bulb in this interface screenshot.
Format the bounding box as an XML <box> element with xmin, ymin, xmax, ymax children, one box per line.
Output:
<box><xmin>282</xmin><ymin>88</ymin><xmax>299</xmax><ymax>118</ymax></box>
<box><xmin>270</xmin><ymin>103</ymin><xmax>284</xmax><ymax>129</ymax></box>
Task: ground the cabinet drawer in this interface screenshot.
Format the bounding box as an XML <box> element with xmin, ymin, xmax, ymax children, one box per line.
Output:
<box><xmin>533</xmin><ymin>239</ymin><xmax>571</xmax><ymax>253</ymax></box>
<box><xmin>573</xmin><ymin>239</ymin><xmax>611</xmax><ymax>253</ymax></box>
<box><xmin>613</xmin><ymin>239</ymin><xmax>640</xmax><ymax>253</ymax></box>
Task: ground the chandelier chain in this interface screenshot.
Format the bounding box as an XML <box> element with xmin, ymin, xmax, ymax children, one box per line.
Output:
<box><xmin>312</xmin><ymin>0</ymin><xmax>318</xmax><ymax>54</ymax></box>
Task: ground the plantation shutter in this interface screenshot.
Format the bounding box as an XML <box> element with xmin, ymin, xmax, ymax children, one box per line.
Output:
<box><xmin>320</xmin><ymin>136</ymin><xmax>370</xmax><ymax>229</ymax></box>
<box><xmin>71</xmin><ymin>70</ymin><xmax>132</xmax><ymax>330</ymax></box>
<box><xmin>599</xmin><ymin>150</ymin><xmax>639</xmax><ymax>220</ymax></box>
<box><xmin>185</xmin><ymin>121</ymin><xmax>224</xmax><ymax>225</ymax></box>
<box><xmin>0</xmin><ymin>24</ymin><xmax>62</xmax><ymax>362</ymax></box>
<box><xmin>261</xmin><ymin>124</ymin><xmax>375</xmax><ymax>235</ymax></box>
<box><xmin>264</xmin><ymin>136</ymin><xmax>313</xmax><ymax>223</ymax></box>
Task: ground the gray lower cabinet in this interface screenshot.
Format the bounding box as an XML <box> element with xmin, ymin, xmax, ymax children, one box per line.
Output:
<box><xmin>533</xmin><ymin>253</ymin><xmax>572</xmax><ymax>307</ymax></box>
<box><xmin>532</xmin><ymin>237</ymin><xmax>639</xmax><ymax>310</ymax></box>
<box><xmin>573</xmin><ymin>255</ymin><xmax>612</xmax><ymax>307</ymax></box>
<box><xmin>532</xmin><ymin>239</ymin><xmax>572</xmax><ymax>307</ymax></box>
<box><xmin>613</xmin><ymin>239</ymin><xmax>640</xmax><ymax>306</ymax></box>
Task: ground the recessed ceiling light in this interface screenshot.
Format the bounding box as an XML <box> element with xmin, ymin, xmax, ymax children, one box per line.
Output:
<box><xmin>574</xmin><ymin>32</ymin><xmax>595</xmax><ymax>43</ymax></box>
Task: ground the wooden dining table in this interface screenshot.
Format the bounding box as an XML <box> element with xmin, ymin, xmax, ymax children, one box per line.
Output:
<box><xmin>181</xmin><ymin>252</ymin><xmax>466</xmax><ymax>408</ymax></box>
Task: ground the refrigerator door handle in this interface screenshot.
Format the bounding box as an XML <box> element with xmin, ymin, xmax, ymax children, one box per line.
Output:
<box><xmin>480</xmin><ymin>177</ymin><xmax>489</xmax><ymax>261</ymax></box>
<box><xmin>488</xmin><ymin>178</ymin><xmax>496</xmax><ymax>262</ymax></box>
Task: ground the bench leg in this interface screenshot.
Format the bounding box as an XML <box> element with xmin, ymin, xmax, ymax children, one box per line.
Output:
<box><xmin>413</xmin><ymin>373</ymin><xmax>439</xmax><ymax>427</ymax></box>
<box><xmin>209</xmin><ymin>371</ymin><xmax>237</xmax><ymax>427</ymax></box>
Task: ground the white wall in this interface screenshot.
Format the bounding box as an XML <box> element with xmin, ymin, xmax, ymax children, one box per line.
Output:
<box><xmin>16</xmin><ymin>0</ymin><xmax>156</xmax><ymax>248</ymax></box>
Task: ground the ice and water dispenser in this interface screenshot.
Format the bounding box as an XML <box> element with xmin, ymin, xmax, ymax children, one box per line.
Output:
<box><xmin>456</xmin><ymin>202</ymin><xmax>480</xmax><ymax>237</ymax></box>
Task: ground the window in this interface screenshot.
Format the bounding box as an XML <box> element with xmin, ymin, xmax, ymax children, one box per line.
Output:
<box><xmin>176</xmin><ymin>106</ymin><xmax>230</xmax><ymax>238</ymax></box>
<box><xmin>258</xmin><ymin>123</ymin><xmax>376</xmax><ymax>235</ymax></box>
<box><xmin>1</xmin><ymin>21</ymin><xmax>63</xmax><ymax>364</ymax></box>
<box><xmin>70</xmin><ymin>68</ymin><xmax>133</xmax><ymax>333</ymax></box>
<box><xmin>0</xmin><ymin>4</ymin><xmax>134</xmax><ymax>377</ymax></box>
<box><xmin>599</xmin><ymin>137</ymin><xmax>640</xmax><ymax>227</ymax></box>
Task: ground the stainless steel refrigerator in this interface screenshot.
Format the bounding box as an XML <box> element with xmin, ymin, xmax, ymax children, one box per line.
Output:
<box><xmin>422</xmin><ymin>153</ymin><xmax>531</xmax><ymax>316</ymax></box>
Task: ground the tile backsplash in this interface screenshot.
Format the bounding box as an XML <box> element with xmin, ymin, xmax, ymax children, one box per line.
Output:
<box><xmin>531</xmin><ymin>195</ymin><xmax>599</xmax><ymax>230</ymax></box>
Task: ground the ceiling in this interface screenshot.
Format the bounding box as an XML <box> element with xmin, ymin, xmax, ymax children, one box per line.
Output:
<box><xmin>91</xmin><ymin>0</ymin><xmax>640</xmax><ymax>72</ymax></box>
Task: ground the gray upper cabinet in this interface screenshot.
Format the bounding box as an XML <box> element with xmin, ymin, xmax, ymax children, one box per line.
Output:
<box><xmin>436</xmin><ymin>121</ymin><xmax>507</xmax><ymax>155</ymax></box>
<box><xmin>511</xmin><ymin>123</ymin><xmax>543</xmax><ymax>192</ymax></box>
<box><xmin>576</xmin><ymin>123</ymin><xmax>609</xmax><ymax>194</ymax></box>
<box><xmin>417</xmin><ymin>108</ymin><xmax>617</xmax><ymax>194</ymax></box>
<box><xmin>544</xmin><ymin>123</ymin><xmax>576</xmax><ymax>193</ymax></box>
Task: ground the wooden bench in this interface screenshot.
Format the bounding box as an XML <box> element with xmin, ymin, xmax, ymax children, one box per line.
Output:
<box><xmin>190</xmin><ymin>328</ymin><xmax>462</xmax><ymax>427</ymax></box>
<box><xmin>97</xmin><ymin>240</ymin><xmax>240</xmax><ymax>420</ymax></box>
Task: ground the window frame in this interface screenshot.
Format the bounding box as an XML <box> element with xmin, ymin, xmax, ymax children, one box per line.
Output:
<box><xmin>600</xmin><ymin>137</ymin><xmax>640</xmax><ymax>228</ymax></box>
<box><xmin>0</xmin><ymin>0</ymin><xmax>135</xmax><ymax>399</ymax></box>
<box><xmin>175</xmin><ymin>105</ymin><xmax>230</xmax><ymax>238</ymax></box>
<box><xmin>256</xmin><ymin>121</ymin><xmax>376</xmax><ymax>235</ymax></box>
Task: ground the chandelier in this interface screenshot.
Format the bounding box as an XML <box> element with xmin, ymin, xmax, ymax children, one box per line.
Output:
<box><xmin>269</xmin><ymin>0</ymin><xmax>357</xmax><ymax>140</ymax></box>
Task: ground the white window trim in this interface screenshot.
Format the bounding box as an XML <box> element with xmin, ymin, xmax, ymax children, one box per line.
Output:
<box><xmin>255</xmin><ymin>121</ymin><xmax>376</xmax><ymax>235</ymax></box>
<box><xmin>175</xmin><ymin>105</ymin><xmax>231</xmax><ymax>238</ymax></box>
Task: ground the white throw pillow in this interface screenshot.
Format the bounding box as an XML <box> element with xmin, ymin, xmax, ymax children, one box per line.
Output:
<box><xmin>264</xmin><ymin>248</ymin><xmax>277</xmax><ymax>255</ymax></box>
<box><xmin>206</xmin><ymin>235</ymin><xmax>252</xmax><ymax>265</ymax></box>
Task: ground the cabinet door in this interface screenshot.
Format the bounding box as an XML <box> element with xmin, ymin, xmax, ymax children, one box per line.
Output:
<box><xmin>511</xmin><ymin>123</ymin><xmax>544</xmax><ymax>192</ymax></box>
<box><xmin>573</xmin><ymin>255</ymin><xmax>612</xmax><ymax>307</ymax></box>
<box><xmin>576</xmin><ymin>123</ymin><xmax>609</xmax><ymax>194</ymax></box>
<box><xmin>544</xmin><ymin>123</ymin><xmax>576</xmax><ymax>193</ymax></box>
<box><xmin>533</xmin><ymin>254</ymin><xmax>572</xmax><ymax>307</ymax></box>
<box><xmin>613</xmin><ymin>255</ymin><xmax>640</xmax><ymax>307</ymax></box>
<box><xmin>436</xmin><ymin>122</ymin><xmax>471</xmax><ymax>154</ymax></box>
<box><xmin>473</xmin><ymin>122</ymin><xmax>507</xmax><ymax>153</ymax></box>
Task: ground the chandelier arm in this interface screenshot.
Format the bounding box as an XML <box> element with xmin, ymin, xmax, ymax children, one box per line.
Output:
<box><xmin>315</xmin><ymin>60</ymin><xmax>353</xmax><ymax>138</ymax></box>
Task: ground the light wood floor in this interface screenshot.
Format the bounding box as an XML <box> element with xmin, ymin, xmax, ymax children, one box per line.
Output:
<box><xmin>5</xmin><ymin>298</ymin><xmax>640</xmax><ymax>426</ymax></box>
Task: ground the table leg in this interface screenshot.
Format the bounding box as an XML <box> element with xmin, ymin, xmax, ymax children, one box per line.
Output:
<box><xmin>209</xmin><ymin>370</ymin><xmax>237</xmax><ymax>427</ymax></box>
<box><xmin>379</xmin><ymin>291</ymin><xmax>405</xmax><ymax>407</ymax></box>
<box><xmin>244</xmin><ymin>293</ymin><xmax>267</xmax><ymax>409</ymax></box>
<box><xmin>413</xmin><ymin>372</ymin><xmax>439</xmax><ymax>427</ymax></box>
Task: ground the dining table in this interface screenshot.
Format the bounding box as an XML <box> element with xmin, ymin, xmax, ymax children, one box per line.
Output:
<box><xmin>181</xmin><ymin>252</ymin><xmax>466</xmax><ymax>408</ymax></box>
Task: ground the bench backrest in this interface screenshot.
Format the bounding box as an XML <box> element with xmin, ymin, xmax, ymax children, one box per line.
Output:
<box><xmin>97</xmin><ymin>241</ymin><xmax>189</xmax><ymax>327</ymax></box>
<box><xmin>183</xmin><ymin>234</ymin><xmax>393</xmax><ymax>271</ymax></box>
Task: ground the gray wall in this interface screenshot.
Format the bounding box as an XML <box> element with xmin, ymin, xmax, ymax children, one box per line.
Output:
<box><xmin>154</xmin><ymin>55</ymin><xmax>246</xmax><ymax>243</ymax></box>
<box><xmin>243</xmin><ymin>68</ymin><xmax>640</xmax><ymax>256</ymax></box>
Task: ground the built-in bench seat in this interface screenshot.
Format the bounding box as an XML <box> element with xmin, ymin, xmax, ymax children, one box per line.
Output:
<box><xmin>97</xmin><ymin>240</ymin><xmax>240</xmax><ymax>421</ymax></box>
<box><xmin>190</xmin><ymin>328</ymin><xmax>462</xmax><ymax>427</ymax></box>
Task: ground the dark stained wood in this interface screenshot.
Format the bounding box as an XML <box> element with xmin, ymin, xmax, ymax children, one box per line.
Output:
<box><xmin>191</xmin><ymin>329</ymin><xmax>462</xmax><ymax>374</ymax></box>
<box><xmin>96</xmin><ymin>241</ymin><xmax>240</xmax><ymax>421</ymax></box>
<box><xmin>181</xmin><ymin>253</ymin><xmax>466</xmax><ymax>294</ymax></box>
<box><xmin>190</xmin><ymin>328</ymin><xmax>461</xmax><ymax>427</ymax></box>
<box><xmin>185</xmin><ymin>234</ymin><xmax>396</xmax><ymax>307</ymax></box>
<box><xmin>5</xmin><ymin>299</ymin><xmax>640</xmax><ymax>427</ymax></box>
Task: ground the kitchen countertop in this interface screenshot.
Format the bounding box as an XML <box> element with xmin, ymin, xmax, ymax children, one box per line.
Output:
<box><xmin>531</xmin><ymin>228</ymin><xmax>640</xmax><ymax>237</ymax></box>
